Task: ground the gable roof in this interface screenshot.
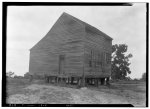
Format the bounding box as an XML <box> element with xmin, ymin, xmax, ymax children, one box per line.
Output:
<box><xmin>30</xmin><ymin>12</ymin><xmax>113</xmax><ymax>51</ymax></box>
<box><xmin>63</xmin><ymin>12</ymin><xmax>113</xmax><ymax>40</ymax></box>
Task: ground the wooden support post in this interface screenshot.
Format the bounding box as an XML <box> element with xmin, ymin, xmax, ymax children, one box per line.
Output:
<box><xmin>85</xmin><ymin>78</ymin><xmax>87</xmax><ymax>86</ymax></box>
<box><xmin>68</xmin><ymin>77</ymin><xmax>70</xmax><ymax>84</ymax></box>
<box><xmin>45</xmin><ymin>76</ymin><xmax>47</xmax><ymax>83</ymax></box>
<box><xmin>46</xmin><ymin>76</ymin><xmax>49</xmax><ymax>83</ymax></box>
<box><xmin>80</xmin><ymin>77</ymin><xmax>85</xmax><ymax>87</ymax></box>
<box><xmin>60</xmin><ymin>77</ymin><xmax>62</xmax><ymax>83</ymax></box>
<box><xmin>92</xmin><ymin>78</ymin><xmax>94</xmax><ymax>85</ymax></box>
<box><xmin>86</xmin><ymin>78</ymin><xmax>89</xmax><ymax>86</ymax></box>
<box><xmin>47</xmin><ymin>76</ymin><xmax>48</xmax><ymax>83</ymax></box>
<box><xmin>94</xmin><ymin>78</ymin><xmax>96</xmax><ymax>86</ymax></box>
<box><xmin>98</xmin><ymin>78</ymin><xmax>101</xmax><ymax>86</ymax></box>
<box><xmin>58</xmin><ymin>77</ymin><xmax>61</xmax><ymax>83</ymax></box>
<box><xmin>52</xmin><ymin>76</ymin><xmax>54</xmax><ymax>83</ymax></box>
<box><xmin>57</xmin><ymin>77</ymin><xmax>59</xmax><ymax>83</ymax></box>
<box><xmin>103</xmin><ymin>78</ymin><xmax>106</xmax><ymax>85</ymax></box>
<box><xmin>61</xmin><ymin>78</ymin><xmax>63</xmax><ymax>83</ymax></box>
<box><xmin>55</xmin><ymin>77</ymin><xmax>58</xmax><ymax>83</ymax></box>
<box><xmin>88</xmin><ymin>78</ymin><xmax>91</xmax><ymax>85</ymax></box>
<box><xmin>54</xmin><ymin>77</ymin><xmax>56</xmax><ymax>83</ymax></box>
<box><xmin>55</xmin><ymin>77</ymin><xmax>56</xmax><ymax>83</ymax></box>
<box><xmin>104</xmin><ymin>78</ymin><xmax>106</xmax><ymax>85</ymax></box>
<box><xmin>70</xmin><ymin>77</ymin><xmax>72</xmax><ymax>84</ymax></box>
<box><xmin>69</xmin><ymin>77</ymin><xmax>70</xmax><ymax>84</ymax></box>
<box><xmin>63</xmin><ymin>78</ymin><xmax>65</xmax><ymax>84</ymax></box>
<box><xmin>60</xmin><ymin>77</ymin><xmax>63</xmax><ymax>84</ymax></box>
<box><xmin>54</xmin><ymin>77</ymin><xmax>55</xmax><ymax>83</ymax></box>
<box><xmin>54</xmin><ymin>76</ymin><xmax>56</xmax><ymax>83</ymax></box>
<box><xmin>106</xmin><ymin>77</ymin><xmax>109</xmax><ymax>85</ymax></box>
<box><xmin>49</xmin><ymin>76</ymin><xmax>51</xmax><ymax>83</ymax></box>
<box><xmin>56</xmin><ymin>77</ymin><xmax>58</xmax><ymax>83</ymax></box>
<box><xmin>95</xmin><ymin>78</ymin><xmax>98</xmax><ymax>87</ymax></box>
<box><xmin>71</xmin><ymin>77</ymin><xmax>74</xmax><ymax>84</ymax></box>
<box><xmin>66</xmin><ymin>77</ymin><xmax>68</xmax><ymax>84</ymax></box>
<box><xmin>65</xmin><ymin>78</ymin><xmax>67</xmax><ymax>84</ymax></box>
<box><xmin>64</xmin><ymin>77</ymin><xmax>67</xmax><ymax>84</ymax></box>
<box><xmin>50</xmin><ymin>76</ymin><xmax>52</xmax><ymax>83</ymax></box>
<box><xmin>77</xmin><ymin>77</ymin><xmax>79</xmax><ymax>85</ymax></box>
<box><xmin>89</xmin><ymin>78</ymin><xmax>91</xmax><ymax>85</ymax></box>
<box><xmin>74</xmin><ymin>77</ymin><xmax>76</xmax><ymax>84</ymax></box>
<box><xmin>78</xmin><ymin>77</ymin><xmax>81</xmax><ymax>87</ymax></box>
<box><xmin>90</xmin><ymin>78</ymin><xmax>92</xmax><ymax>85</ymax></box>
<box><xmin>58</xmin><ymin>77</ymin><xmax>60</xmax><ymax>83</ymax></box>
<box><xmin>93</xmin><ymin>78</ymin><xmax>95</xmax><ymax>86</ymax></box>
<box><xmin>50</xmin><ymin>76</ymin><xmax>53</xmax><ymax>83</ymax></box>
<box><xmin>76</xmin><ymin>77</ymin><xmax>79</xmax><ymax>84</ymax></box>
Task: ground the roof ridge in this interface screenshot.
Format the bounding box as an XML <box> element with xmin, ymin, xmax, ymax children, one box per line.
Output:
<box><xmin>62</xmin><ymin>12</ymin><xmax>85</xmax><ymax>27</ymax></box>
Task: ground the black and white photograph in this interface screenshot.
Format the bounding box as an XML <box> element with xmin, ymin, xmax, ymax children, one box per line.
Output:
<box><xmin>3</xmin><ymin>2</ymin><xmax>148</xmax><ymax>107</ymax></box>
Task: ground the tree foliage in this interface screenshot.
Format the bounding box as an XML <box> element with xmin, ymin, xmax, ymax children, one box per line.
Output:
<box><xmin>111</xmin><ymin>44</ymin><xmax>133</xmax><ymax>80</ymax></box>
<box><xmin>141</xmin><ymin>72</ymin><xmax>146</xmax><ymax>81</ymax></box>
<box><xmin>24</xmin><ymin>72</ymin><xmax>31</xmax><ymax>78</ymax></box>
<box><xmin>6</xmin><ymin>71</ymin><xmax>15</xmax><ymax>77</ymax></box>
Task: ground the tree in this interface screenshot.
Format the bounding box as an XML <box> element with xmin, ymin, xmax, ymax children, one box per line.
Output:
<box><xmin>24</xmin><ymin>72</ymin><xmax>30</xmax><ymax>78</ymax></box>
<box><xmin>141</xmin><ymin>72</ymin><xmax>146</xmax><ymax>81</ymax></box>
<box><xmin>111</xmin><ymin>44</ymin><xmax>133</xmax><ymax>80</ymax></box>
<box><xmin>6</xmin><ymin>71</ymin><xmax>15</xmax><ymax>77</ymax></box>
<box><xmin>125</xmin><ymin>76</ymin><xmax>132</xmax><ymax>81</ymax></box>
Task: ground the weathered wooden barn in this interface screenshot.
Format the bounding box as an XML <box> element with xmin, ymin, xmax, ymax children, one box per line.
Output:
<box><xmin>29</xmin><ymin>12</ymin><xmax>113</xmax><ymax>87</ymax></box>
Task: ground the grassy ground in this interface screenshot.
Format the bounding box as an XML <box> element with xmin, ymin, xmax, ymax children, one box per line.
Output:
<box><xmin>6</xmin><ymin>78</ymin><xmax>146</xmax><ymax>106</ymax></box>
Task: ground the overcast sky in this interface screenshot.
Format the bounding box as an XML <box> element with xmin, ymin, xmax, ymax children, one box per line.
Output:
<box><xmin>7</xmin><ymin>3</ymin><xmax>146</xmax><ymax>79</ymax></box>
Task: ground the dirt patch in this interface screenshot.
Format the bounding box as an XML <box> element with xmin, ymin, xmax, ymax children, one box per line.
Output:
<box><xmin>6</xmin><ymin>79</ymin><xmax>146</xmax><ymax>106</ymax></box>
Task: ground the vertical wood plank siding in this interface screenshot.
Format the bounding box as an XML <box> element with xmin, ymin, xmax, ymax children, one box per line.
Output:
<box><xmin>84</xmin><ymin>26</ymin><xmax>112</xmax><ymax>77</ymax></box>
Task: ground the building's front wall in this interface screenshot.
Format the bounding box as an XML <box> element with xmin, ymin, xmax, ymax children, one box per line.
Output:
<box><xmin>84</xmin><ymin>26</ymin><xmax>112</xmax><ymax>78</ymax></box>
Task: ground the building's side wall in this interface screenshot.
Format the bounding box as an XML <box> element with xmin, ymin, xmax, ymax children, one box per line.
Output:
<box><xmin>29</xmin><ymin>14</ymin><xmax>85</xmax><ymax>77</ymax></box>
<box><xmin>84</xmin><ymin>27</ymin><xmax>112</xmax><ymax>78</ymax></box>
